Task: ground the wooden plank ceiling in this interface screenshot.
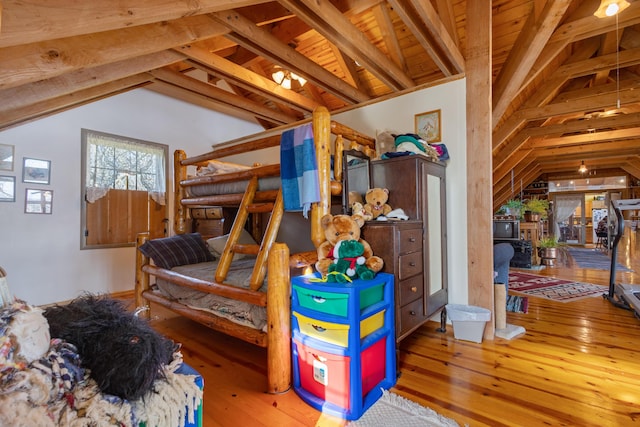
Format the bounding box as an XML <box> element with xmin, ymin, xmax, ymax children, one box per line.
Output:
<box><xmin>1</xmin><ymin>0</ymin><xmax>639</xmax><ymax>209</ymax></box>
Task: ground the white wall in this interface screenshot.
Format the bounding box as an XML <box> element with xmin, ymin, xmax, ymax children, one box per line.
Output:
<box><xmin>332</xmin><ymin>78</ymin><xmax>469</xmax><ymax>304</ymax></box>
<box><xmin>0</xmin><ymin>89</ymin><xmax>262</xmax><ymax>305</ymax></box>
<box><xmin>0</xmin><ymin>79</ymin><xmax>470</xmax><ymax>307</ymax></box>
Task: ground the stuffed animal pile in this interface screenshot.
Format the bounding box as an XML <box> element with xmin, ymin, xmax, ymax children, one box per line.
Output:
<box><xmin>316</xmin><ymin>213</ymin><xmax>384</xmax><ymax>281</ymax></box>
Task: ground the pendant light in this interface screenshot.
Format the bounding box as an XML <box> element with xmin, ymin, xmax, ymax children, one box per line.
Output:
<box><xmin>578</xmin><ymin>161</ymin><xmax>588</xmax><ymax>174</ymax></box>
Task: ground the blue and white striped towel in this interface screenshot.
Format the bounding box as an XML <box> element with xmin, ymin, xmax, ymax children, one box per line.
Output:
<box><xmin>280</xmin><ymin>123</ymin><xmax>320</xmax><ymax>218</ymax></box>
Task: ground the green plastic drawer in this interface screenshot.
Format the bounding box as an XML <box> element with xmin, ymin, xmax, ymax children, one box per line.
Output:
<box><xmin>293</xmin><ymin>283</ymin><xmax>384</xmax><ymax>317</ymax></box>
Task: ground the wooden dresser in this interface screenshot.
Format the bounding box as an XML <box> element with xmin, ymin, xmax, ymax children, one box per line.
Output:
<box><xmin>363</xmin><ymin>155</ymin><xmax>448</xmax><ymax>342</ymax></box>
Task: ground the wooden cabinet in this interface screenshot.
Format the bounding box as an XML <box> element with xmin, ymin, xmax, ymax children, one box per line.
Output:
<box><xmin>190</xmin><ymin>207</ymin><xmax>232</xmax><ymax>239</ymax></box>
<box><xmin>363</xmin><ymin>155</ymin><xmax>448</xmax><ymax>342</ymax></box>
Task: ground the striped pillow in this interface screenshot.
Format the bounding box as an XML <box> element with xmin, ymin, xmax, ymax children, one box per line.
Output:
<box><xmin>139</xmin><ymin>233</ymin><xmax>214</xmax><ymax>269</ymax></box>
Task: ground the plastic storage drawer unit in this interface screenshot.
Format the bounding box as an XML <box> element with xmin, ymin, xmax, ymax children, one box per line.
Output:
<box><xmin>292</xmin><ymin>310</ymin><xmax>385</xmax><ymax>347</ymax></box>
<box><xmin>292</xmin><ymin>282</ymin><xmax>385</xmax><ymax>317</ymax></box>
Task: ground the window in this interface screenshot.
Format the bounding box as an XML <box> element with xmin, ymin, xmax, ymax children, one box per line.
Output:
<box><xmin>81</xmin><ymin>129</ymin><xmax>168</xmax><ymax>249</ymax></box>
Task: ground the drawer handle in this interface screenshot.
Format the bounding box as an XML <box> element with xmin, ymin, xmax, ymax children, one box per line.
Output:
<box><xmin>312</xmin><ymin>325</ymin><xmax>326</xmax><ymax>332</ymax></box>
<box><xmin>411</xmin><ymin>286</ymin><xmax>417</xmax><ymax>293</ymax></box>
<box><xmin>410</xmin><ymin>311</ymin><xmax>416</xmax><ymax>316</ymax></box>
<box><xmin>311</xmin><ymin>296</ymin><xmax>326</xmax><ymax>304</ymax></box>
<box><xmin>409</xmin><ymin>237</ymin><xmax>416</xmax><ymax>242</ymax></box>
<box><xmin>409</xmin><ymin>262</ymin><xmax>416</xmax><ymax>267</ymax></box>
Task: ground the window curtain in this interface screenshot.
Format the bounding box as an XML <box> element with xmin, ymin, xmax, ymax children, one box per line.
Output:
<box><xmin>85</xmin><ymin>132</ymin><xmax>166</xmax><ymax>205</ymax></box>
<box><xmin>554</xmin><ymin>196</ymin><xmax>581</xmax><ymax>238</ymax></box>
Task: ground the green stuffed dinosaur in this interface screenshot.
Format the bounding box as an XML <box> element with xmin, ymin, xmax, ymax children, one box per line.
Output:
<box><xmin>327</xmin><ymin>239</ymin><xmax>375</xmax><ymax>282</ymax></box>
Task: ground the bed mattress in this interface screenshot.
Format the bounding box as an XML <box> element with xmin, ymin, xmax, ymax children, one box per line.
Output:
<box><xmin>155</xmin><ymin>258</ymin><xmax>267</xmax><ymax>331</ymax></box>
<box><xmin>185</xmin><ymin>176</ymin><xmax>281</xmax><ymax>197</ymax></box>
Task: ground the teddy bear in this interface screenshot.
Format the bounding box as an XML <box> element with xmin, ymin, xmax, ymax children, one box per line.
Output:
<box><xmin>315</xmin><ymin>213</ymin><xmax>384</xmax><ymax>279</ymax></box>
<box><xmin>351</xmin><ymin>201</ymin><xmax>373</xmax><ymax>221</ymax></box>
<box><xmin>364</xmin><ymin>188</ymin><xmax>392</xmax><ymax>219</ymax></box>
<box><xmin>326</xmin><ymin>239</ymin><xmax>375</xmax><ymax>282</ymax></box>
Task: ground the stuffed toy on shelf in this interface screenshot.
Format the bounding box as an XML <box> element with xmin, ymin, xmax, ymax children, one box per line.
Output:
<box><xmin>327</xmin><ymin>239</ymin><xmax>375</xmax><ymax>282</ymax></box>
<box><xmin>364</xmin><ymin>188</ymin><xmax>392</xmax><ymax>220</ymax></box>
<box><xmin>316</xmin><ymin>213</ymin><xmax>383</xmax><ymax>280</ymax></box>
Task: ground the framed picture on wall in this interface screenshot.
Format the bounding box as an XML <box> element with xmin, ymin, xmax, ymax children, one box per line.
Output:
<box><xmin>415</xmin><ymin>109</ymin><xmax>441</xmax><ymax>143</ymax></box>
<box><xmin>22</xmin><ymin>157</ymin><xmax>51</xmax><ymax>184</ymax></box>
<box><xmin>0</xmin><ymin>176</ymin><xmax>16</xmax><ymax>202</ymax></box>
<box><xmin>0</xmin><ymin>144</ymin><xmax>14</xmax><ymax>171</ymax></box>
<box><xmin>25</xmin><ymin>188</ymin><xmax>53</xmax><ymax>214</ymax></box>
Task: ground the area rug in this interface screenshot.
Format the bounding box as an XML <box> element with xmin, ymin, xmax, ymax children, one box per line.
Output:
<box><xmin>506</xmin><ymin>295</ymin><xmax>528</xmax><ymax>313</ymax></box>
<box><xmin>567</xmin><ymin>247</ymin><xmax>632</xmax><ymax>272</ymax></box>
<box><xmin>348</xmin><ymin>390</ymin><xmax>460</xmax><ymax>427</ymax></box>
<box><xmin>508</xmin><ymin>271</ymin><xmax>606</xmax><ymax>303</ymax></box>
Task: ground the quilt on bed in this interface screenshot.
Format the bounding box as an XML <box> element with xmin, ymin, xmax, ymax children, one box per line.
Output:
<box><xmin>155</xmin><ymin>259</ymin><xmax>268</xmax><ymax>331</ymax></box>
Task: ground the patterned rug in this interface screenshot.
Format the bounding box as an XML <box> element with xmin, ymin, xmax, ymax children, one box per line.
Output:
<box><xmin>508</xmin><ymin>271</ymin><xmax>606</xmax><ymax>303</ymax></box>
<box><xmin>506</xmin><ymin>295</ymin><xmax>528</xmax><ymax>313</ymax></box>
<box><xmin>567</xmin><ymin>247</ymin><xmax>632</xmax><ymax>272</ymax></box>
<box><xmin>348</xmin><ymin>390</ymin><xmax>460</xmax><ymax>426</ymax></box>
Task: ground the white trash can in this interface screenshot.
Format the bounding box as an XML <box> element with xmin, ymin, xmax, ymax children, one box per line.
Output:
<box><xmin>446</xmin><ymin>304</ymin><xmax>491</xmax><ymax>343</ymax></box>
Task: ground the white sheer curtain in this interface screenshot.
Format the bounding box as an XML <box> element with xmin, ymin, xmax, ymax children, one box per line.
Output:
<box><xmin>554</xmin><ymin>196</ymin><xmax>581</xmax><ymax>238</ymax></box>
<box><xmin>85</xmin><ymin>131</ymin><xmax>166</xmax><ymax>205</ymax></box>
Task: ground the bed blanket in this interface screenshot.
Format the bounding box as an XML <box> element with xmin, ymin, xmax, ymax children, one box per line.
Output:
<box><xmin>280</xmin><ymin>123</ymin><xmax>320</xmax><ymax>218</ymax></box>
<box><xmin>156</xmin><ymin>259</ymin><xmax>267</xmax><ymax>331</ymax></box>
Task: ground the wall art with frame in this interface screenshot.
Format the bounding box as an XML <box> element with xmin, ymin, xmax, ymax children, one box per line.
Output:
<box><xmin>22</xmin><ymin>157</ymin><xmax>51</xmax><ymax>185</ymax></box>
<box><xmin>415</xmin><ymin>109</ymin><xmax>441</xmax><ymax>143</ymax></box>
<box><xmin>0</xmin><ymin>176</ymin><xmax>16</xmax><ymax>202</ymax></box>
<box><xmin>25</xmin><ymin>188</ymin><xmax>53</xmax><ymax>214</ymax></box>
<box><xmin>0</xmin><ymin>144</ymin><xmax>14</xmax><ymax>171</ymax></box>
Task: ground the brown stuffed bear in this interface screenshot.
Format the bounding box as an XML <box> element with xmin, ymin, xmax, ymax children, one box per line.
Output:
<box><xmin>364</xmin><ymin>188</ymin><xmax>392</xmax><ymax>219</ymax></box>
<box><xmin>315</xmin><ymin>214</ymin><xmax>384</xmax><ymax>278</ymax></box>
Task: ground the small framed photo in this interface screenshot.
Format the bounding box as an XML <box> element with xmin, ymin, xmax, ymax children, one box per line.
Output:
<box><xmin>22</xmin><ymin>157</ymin><xmax>51</xmax><ymax>184</ymax></box>
<box><xmin>0</xmin><ymin>144</ymin><xmax>14</xmax><ymax>171</ymax></box>
<box><xmin>0</xmin><ymin>176</ymin><xmax>16</xmax><ymax>202</ymax></box>
<box><xmin>25</xmin><ymin>188</ymin><xmax>53</xmax><ymax>214</ymax></box>
<box><xmin>415</xmin><ymin>109</ymin><xmax>441</xmax><ymax>143</ymax></box>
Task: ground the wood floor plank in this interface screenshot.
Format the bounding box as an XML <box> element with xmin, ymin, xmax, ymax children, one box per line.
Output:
<box><xmin>127</xmin><ymin>230</ymin><xmax>640</xmax><ymax>426</ymax></box>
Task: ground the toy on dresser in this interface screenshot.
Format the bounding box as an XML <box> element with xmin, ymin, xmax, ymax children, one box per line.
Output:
<box><xmin>363</xmin><ymin>188</ymin><xmax>392</xmax><ymax>220</ymax></box>
<box><xmin>315</xmin><ymin>214</ymin><xmax>383</xmax><ymax>281</ymax></box>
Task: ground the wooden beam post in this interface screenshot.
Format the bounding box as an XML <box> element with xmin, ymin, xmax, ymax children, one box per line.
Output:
<box><xmin>466</xmin><ymin>0</ymin><xmax>494</xmax><ymax>340</ymax></box>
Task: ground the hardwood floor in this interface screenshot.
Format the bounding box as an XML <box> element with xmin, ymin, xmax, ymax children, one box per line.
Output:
<box><xmin>147</xmin><ymin>230</ymin><xmax>640</xmax><ymax>426</ymax></box>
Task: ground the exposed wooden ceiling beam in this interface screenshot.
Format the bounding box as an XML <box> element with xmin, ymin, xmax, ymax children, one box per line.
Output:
<box><xmin>0</xmin><ymin>0</ymin><xmax>269</xmax><ymax>48</ymax></box>
<box><xmin>148</xmin><ymin>67</ymin><xmax>298</xmax><ymax>125</ymax></box>
<box><xmin>398</xmin><ymin>0</ymin><xmax>465</xmax><ymax>74</ymax></box>
<box><xmin>523</xmin><ymin>2</ymin><xmax>640</xmax><ymax>90</ymax></box>
<box><xmin>531</xmin><ymin>127</ymin><xmax>640</xmax><ymax>149</ymax></box>
<box><xmin>210</xmin><ymin>9</ymin><xmax>369</xmax><ymax>104</ymax></box>
<box><xmin>175</xmin><ymin>44</ymin><xmax>319</xmax><ymax>113</ymax></box>
<box><xmin>147</xmin><ymin>81</ymin><xmax>263</xmax><ymax>125</ymax></box>
<box><xmin>0</xmin><ymin>75</ymin><xmax>151</xmax><ymax>131</ymax></box>
<box><xmin>492</xmin><ymin>0</ymin><xmax>571</xmax><ymax>125</ymax></box>
<box><xmin>494</xmin><ymin>83</ymin><xmax>640</xmax><ymax>153</ymax></box>
<box><xmin>277</xmin><ymin>0</ymin><xmax>414</xmax><ymax>90</ymax></box>
<box><xmin>493</xmin><ymin>38</ymin><xmax>600</xmax><ymax>144</ymax></box>
<box><xmin>0</xmin><ymin>14</ymin><xmax>227</xmax><ymax>90</ymax></box>
<box><xmin>371</xmin><ymin>3</ymin><xmax>406</xmax><ymax>72</ymax></box>
<box><xmin>0</xmin><ymin>50</ymin><xmax>185</xmax><ymax>113</ymax></box>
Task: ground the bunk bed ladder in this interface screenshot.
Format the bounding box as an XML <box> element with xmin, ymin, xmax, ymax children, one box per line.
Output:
<box><xmin>214</xmin><ymin>176</ymin><xmax>284</xmax><ymax>291</ymax></box>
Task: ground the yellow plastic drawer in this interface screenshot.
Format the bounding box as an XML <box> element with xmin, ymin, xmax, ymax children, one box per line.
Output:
<box><xmin>293</xmin><ymin>310</ymin><xmax>385</xmax><ymax>347</ymax></box>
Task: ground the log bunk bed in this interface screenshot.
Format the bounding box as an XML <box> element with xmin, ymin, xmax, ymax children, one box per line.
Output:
<box><xmin>135</xmin><ymin>107</ymin><xmax>376</xmax><ymax>394</ymax></box>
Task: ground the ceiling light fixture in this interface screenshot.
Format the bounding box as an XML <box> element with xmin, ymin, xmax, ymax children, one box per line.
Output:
<box><xmin>594</xmin><ymin>0</ymin><xmax>629</xmax><ymax>18</ymax></box>
<box><xmin>271</xmin><ymin>67</ymin><xmax>306</xmax><ymax>90</ymax></box>
<box><xmin>578</xmin><ymin>160</ymin><xmax>588</xmax><ymax>174</ymax></box>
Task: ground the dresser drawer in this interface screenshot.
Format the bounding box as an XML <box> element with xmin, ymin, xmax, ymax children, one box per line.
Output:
<box><xmin>399</xmin><ymin>228</ymin><xmax>422</xmax><ymax>254</ymax></box>
<box><xmin>398</xmin><ymin>275</ymin><xmax>424</xmax><ymax>306</ymax></box>
<box><xmin>191</xmin><ymin>207</ymin><xmax>223</xmax><ymax>219</ymax></box>
<box><xmin>398</xmin><ymin>251</ymin><xmax>422</xmax><ymax>280</ymax></box>
<box><xmin>398</xmin><ymin>298</ymin><xmax>424</xmax><ymax>337</ymax></box>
